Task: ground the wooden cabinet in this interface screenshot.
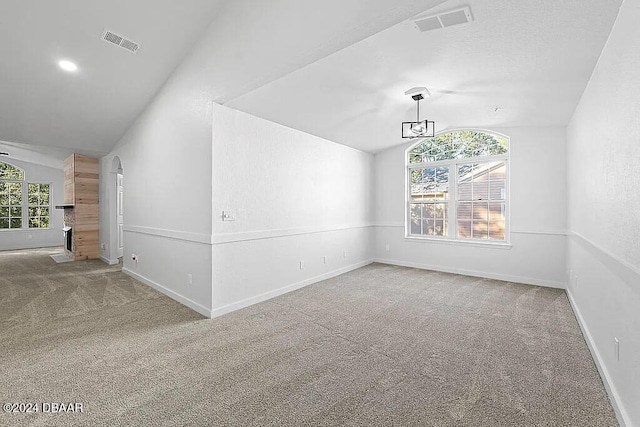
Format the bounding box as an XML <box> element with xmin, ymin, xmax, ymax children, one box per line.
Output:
<box><xmin>63</xmin><ymin>154</ymin><xmax>99</xmax><ymax>260</ymax></box>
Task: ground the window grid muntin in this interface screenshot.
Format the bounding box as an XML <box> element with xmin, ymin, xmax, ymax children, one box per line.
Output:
<box><xmin>28</xmin><ymin>183</ymin><xmax>51</xmax><ymax>229</ymax></box>
<box><xmin>406</xmin><ymin>131</ymin><xmax>509</xmax><ymax>243</ymax></box>
<box><xmin>0</xmin><ymin>162</ymin><xmax>53</xmax><ymax>231</ymax></box>
<box><xmin>410</xmin><ymin>165</ymin><xmax>450</xmax><ymax>237</ymax></box>
<box><xmin>0</xmin><ymin>181</ymin><xmax>23</xmax><ymax>229</ymax></box>
<box><xmin>410</xmin><ymin>202</ymin><xmax>448</xmax><ymax>236</ymax></box>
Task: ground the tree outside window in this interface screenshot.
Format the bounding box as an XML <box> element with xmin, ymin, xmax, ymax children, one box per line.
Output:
<box><xmin>0</xmin><ymin>162</ymin><xmax>51</xmax><ymax>230</ymax></box>
<box><xmin>28</xmin><ymin>183</ymin><xmax>50</xmax><ymax>228</ymax></box>
<box><xmin>407</xmin><ymin>130</ymin><xmax>509</xmax><ymax>242</ymax></box>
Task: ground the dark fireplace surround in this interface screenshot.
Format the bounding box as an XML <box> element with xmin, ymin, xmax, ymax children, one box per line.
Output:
<box><xmin>62</xmin><ymin>227</ymin><xmax>73</xmax><ymax>252</ymax></box>
<box><xmin>62</xmin><ymin>208</ymin><xmax>75</xmax><ymax>256</ymax></box>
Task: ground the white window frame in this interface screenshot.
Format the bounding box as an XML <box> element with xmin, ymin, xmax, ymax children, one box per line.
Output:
<box><xmin>27</xmin><ymin>182</ymin><xmax>52</xmax><ymax>229</ymax></box>
<box><xmin>405</xmin><ymin>130</ymin><xmax>511</xmax><ymax>247</ymax></box>
<box><xmin>0</xmin><ymin>161</ymin><xmax>52</xmax><ymax>231</ymax></box>
<box><xmin>0</xmin><ymin>179</ymin><xmax>24</xmax><ymax>230</ymax></box>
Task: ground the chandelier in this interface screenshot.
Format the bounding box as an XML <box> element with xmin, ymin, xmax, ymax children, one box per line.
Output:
<box><xmin>402</xmin><ymin>87</ymin><xmax>435</xmax><ymax>138</ymax></box>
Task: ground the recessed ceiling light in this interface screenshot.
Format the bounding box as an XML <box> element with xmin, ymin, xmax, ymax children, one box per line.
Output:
<box><xmin>58</xmin><ymin>60</ymin><xmax>78</xmax><ymax>72</ymax></box>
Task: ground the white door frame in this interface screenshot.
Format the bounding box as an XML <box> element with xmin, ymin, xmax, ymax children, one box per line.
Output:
<box><xmin>116</xmin><ymin>172</ymin><xmax>124</xmax><ymax>259</ymax></box>
<box><xmin>105</xmin><ymin>156</ymin><xmax>124</xmax><ymax>264</ymax></box>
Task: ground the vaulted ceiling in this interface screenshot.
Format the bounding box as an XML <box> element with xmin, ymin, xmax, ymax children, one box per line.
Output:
<box><xmin>227</xmin><ymin>0</ymin><xmax>623</xmax><ymax>152</ymax></box>
<box><xmin>0</xmin><ymin>0</ymin><xmax>624</xmax><ymax>162</ymax></box>
<box><xmin>0</xmin><ymin>0</ymin><xmax>226</xmax><ymax>161</ymax></box>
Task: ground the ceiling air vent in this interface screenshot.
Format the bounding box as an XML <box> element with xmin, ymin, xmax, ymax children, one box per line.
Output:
<box><xmin>101</xmin><ymin>30</ymin><xmax>140</xmax><ymax>53</ymax></box>
<box><xmin>413</xmin><ymin>6</ymin><xmax>474</xmax><ymax>32</ymax></box>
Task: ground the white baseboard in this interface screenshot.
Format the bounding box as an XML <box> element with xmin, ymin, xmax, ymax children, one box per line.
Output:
<box><xmin>123</xmin><ymin>259</ymin><xmax>374</xmax><ymax>319</ymax></box>
<box><xmin>100</xmin><ymin>256</ymin><xmax>119</xmax><ymax>265</ymax></box>
<box><xmin>566</xmin><ymin>289</ymin><xmax>630</xmax><ymax>427</ymax></box>
<box><xmin>122</xmin><ymin>267</ymin><xmax>213</xmax><ymax>318</ymax></box>
<box><xmin>210</xmin><ymin>259</ymin><xmax>374</xmax><ymax>318</ymax></box>
<box><xmin>373</xmin><ymin>258</ymin><xmax>565</xmax><ymax>289</ymax></box>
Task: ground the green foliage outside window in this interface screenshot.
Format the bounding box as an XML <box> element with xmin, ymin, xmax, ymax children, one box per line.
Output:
<box><xmin>0</xmin><ymin>162</ymin><xmax>51</xmax><ymax>230</ymax></box>
<box><xmin>408</xmin><ymin>130</ymin><xmax>509</xmax><ymax>164</ymax></box>
<box><xmin>407</xmin><ymin>131</ymin><xmax>509</xmax><ymax>241</ymax></box>
<box><xmin>0</xmin><ymin>181</ymin><xmax>23</xmax><ymax>229</ymax></box>
<box><xmin>28</xmin><ymin>183</ymin><xmax>50</xmax><ymax>229</ymax></box>
<box><xmin>0</xmin><ymin>162</ymin><xmax>25</xmax><ymax>180</ymax></box>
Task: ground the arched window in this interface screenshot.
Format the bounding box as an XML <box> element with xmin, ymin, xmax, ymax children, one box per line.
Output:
<box><xmin>0</xmin><ymin>161</ymin><xmax>50</xmax><ymax>230</ymax></box>
<box><xmin>406</xmin><ymin>130</ymin><xmax>509</xmax><ymax>242</ymax></box>
<box><xmin>0</xmin><ymin>162</ymin><xmax>25</xmax><ymax>180</ymax></box>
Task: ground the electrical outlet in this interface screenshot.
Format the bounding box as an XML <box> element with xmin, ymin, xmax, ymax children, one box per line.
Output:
<box><xmin>323</xmin><ymin>256</ymin><xmax>327</xmax><ymax>264</ymax></box>
<box><xmin>188</xmin><ymin>273</ymin><xmax>193</xmax><ymax>286</ymax></box>
<box><xmin>385</xmin><ymin>244</ymin><xmax>390</xmax><ymax>252</ymax></box>
<box><xmin>101</xmin><ymin>242</ymin><xmax>106</xmax><ymax>250</ymax></box>
<box><xmin>343</xmin><ymin>250</ymin><xmax>347</xmax><ymax>258</ymax></box>
<box><xmin>575</xmin><ymin>275</ymin><xmax>579</xmax><ymax>289</ymax></box>
<box><xmin>614</xmin><ymin>337</ymin><xmax>620</xmax><ymax>361</ymax></box>
<box><xmin>300</xmin><ymin>260</ymin><xmax>304</xmax><ymax>270</ymax></box>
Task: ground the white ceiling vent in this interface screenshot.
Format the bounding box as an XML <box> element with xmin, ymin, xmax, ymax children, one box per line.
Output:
<box><xmin>101</xmin><ymin>30</ymin><xmax>140</xmax><ymax>53</ymax></box>
<box><xmin>413</xmin><ymin>6</ymin><xmax>473</xmax><ymax>32</ymax></box>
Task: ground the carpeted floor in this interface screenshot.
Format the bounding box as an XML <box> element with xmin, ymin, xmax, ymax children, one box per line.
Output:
<box><xmin>0</xmin><ymin>247</ymin><xmax>617</xmax><ymax>426</ymax></box>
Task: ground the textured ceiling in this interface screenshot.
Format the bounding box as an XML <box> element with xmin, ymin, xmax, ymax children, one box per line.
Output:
<box><xmin>227</xmin><ymin>0</ymin><xmax>623</xmax><ymax>152</ymax></box>
<box><xmin>0</xmin><ymin>0</ymin><xmax>450</xmax><ymax>162</ymax></box>
<box><xmin>0</xmin><ymin>0</ymin><xmax>624</xmax><ymax>161</ymax></box>
<box><xmin>0</xmin><ymin>0</ymin><xmax>225</xmax><ymax>156</ymax></box>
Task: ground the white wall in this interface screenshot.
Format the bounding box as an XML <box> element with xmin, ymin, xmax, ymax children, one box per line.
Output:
<box><xmin>374</xmin><ymin>127</ymin><xmax>567</xmax><ymax>288</ymax></box>
<box><xmin>0</xmin><ymin>158</ymin><xmax>63</xmax><ymax>251</ymax></box>
<box><xmin>98</xmin><ymin>49</ymin><xmax>215</xmax><ymax>317</ymax></box>
<box><xmin>97</xmin><ymin>0</ymin><xmax>436</xmax><ymax>317</ymax></box>
<box><xmin>210</xmin><ymin>104</ymin><xmax>374</xmax><ymax>315</ymax></box>
<box><xmin>98</xmin><ymin>90</ymin><xmax>375</xmax><ymax>319</ymax></box>
<box><xmin>100</xmin><ymin>0</ymin><xmax>442</xmax><ymax>313</ymax></box>
<box><xmin>566</xmin><ymin>0</ymin><xmax>640</xmax><ymax>424</ymax></box>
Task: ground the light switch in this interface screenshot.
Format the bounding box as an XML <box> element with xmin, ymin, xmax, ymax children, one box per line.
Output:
<box><xmin>222</xmin><ymin>210</ymin><xmax>235</xmax><ymax>221</ymax></box>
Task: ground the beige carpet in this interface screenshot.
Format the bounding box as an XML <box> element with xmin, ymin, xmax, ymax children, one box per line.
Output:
<box><xmin>0</xmin><ymin>247</ymin><xmax>617</xmax><ymax>426</ymax></box>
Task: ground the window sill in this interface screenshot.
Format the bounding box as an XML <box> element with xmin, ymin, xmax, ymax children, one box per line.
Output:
<box><xmin>0</xmin><ymin>227</ymin><xmax>54</xmax><ymax>232</ymax></box>
<box><xmin>404</xmin><ymin>235</ymin><xmax>512</xmax><ymax>249</ymax></box>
